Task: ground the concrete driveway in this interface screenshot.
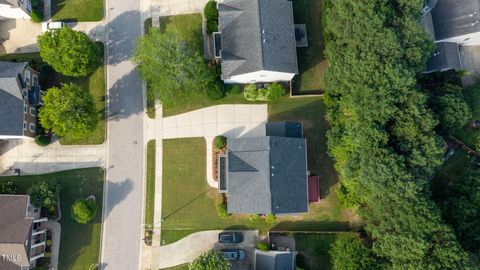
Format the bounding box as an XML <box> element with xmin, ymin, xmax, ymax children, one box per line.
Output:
<box><xmin>152</xmin><ymin>0</ymin><xmax>209</xmax><ymax>16</ymax></box>
<box><xmin>158</xmin><ymin>230</ymin><xmax>258</xmax><ymax>269</ymax></box>
<box><xmin>0</xmin><ymin>19</ymin><xmax>41</xmax><ymax>53</ymax></box>
<box><xmin>162</xmin><ymin>104</ymin><xmax>268</xmax><ymax>187</ymax></box>
<box><xmin>0</xmin><ymin>139</ymin><xmax>106</xmax><ymax>175</ymax></box>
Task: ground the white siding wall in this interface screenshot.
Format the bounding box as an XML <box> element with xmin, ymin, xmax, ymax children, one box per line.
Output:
<box><xmin>224</xmin><ymin>70</ymin><xmax>295</xmax><ymax>84</ymax></box>
<box><xmin>0</xmin><ymin>4</ymin><xmax>30</xmax><ymax>19</ymax></box>
<box><xmin>0</xmin><ymin>135</ymin><xmax>25</xmax><ymax>139</ymax></box>
<box><xmin>437</xmin><ymin>32</ymin><xmax>480</xmax><ymax>46</ymax></box>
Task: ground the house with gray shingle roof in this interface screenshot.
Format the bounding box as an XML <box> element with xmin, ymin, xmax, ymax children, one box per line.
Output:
<box><xmin>0</xmin><ymin>61</ymin><xmax>42</xmax><ymax>140</ymax></box>
<box><xmin>0</xmin><ymin>195</ymin><xmax>49</xmax><ymax>270</ymax></box>
<box><xmin>221</xmin><ymin>122</ymin><xmax>309</xmax><ymax>215</ymax></box>
<box><xmin>216</xmin><ymin>0</ymin><xmax>298</xmax><ymax>84</ymax></box>
<box><xmin>422</xmin><ymin>0</ymin><xmax>480</xmax><ymax>72</ymax></box>
<box><xmin>254</xmin><ymin>250</ymin><xmax>296</xmax><ymax>270</ymax></box>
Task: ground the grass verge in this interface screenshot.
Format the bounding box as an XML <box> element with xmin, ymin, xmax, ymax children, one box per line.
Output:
<box><xmin>51</xmin><ymin>0</ymin><xmax>103</xmax><ymax>21</ymax></box>
<box><xmin>0</xmin><ymin>168</ymin><xmax>104</xmax><ymax>270</ymax></box>
<box><xmin>145</xmin><ymin>140</ymin><xmax>156</xmax><ymax>227</ymax></box>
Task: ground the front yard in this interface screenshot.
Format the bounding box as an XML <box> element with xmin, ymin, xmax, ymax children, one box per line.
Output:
<box><xmin>0</xmin><ymin>168</ymin><xmax>104</xmax><ymax>270</ymax></box>
<box><xmin>292</xmin><ymin>0</ymin><xmax>328</xmax><ymax>93</ymax></box>
<box><xmin>146</xmin><ymin>14</ymin><xmax>255</xmax><ymax>118</ymax></box>
<box><xmin>51</xmin><ymin>0</ymin><xmax>103</xmax><ymax>21</ymax></box>
<box><xmin>161</xmin><ymin>97</ymin><xmax>359</xmax><ymax>245</ymax></box>
<box><xmin>0</xmin><ymin>44</ymin><xmax>106</xmax><ymax>145</ymax></box>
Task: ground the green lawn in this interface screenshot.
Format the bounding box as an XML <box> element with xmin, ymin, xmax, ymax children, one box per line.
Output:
<box><xmin>292</xmin><ymin>0</ymin><xmax>328</xmax><ymax>93</ymax></box>
<box><xmin>0</xmin><ymin>168</ymin><xmax>104</xmax><ymax>270</ymax></box>
<box><xmin>51</xmin><ymin>0</ymin><xmax>103</xmax><ymax>21</ymax></box>
<box><xmin>161</xmin><ymin>98</ymin><xmax>358</xmax><ymax>244</ymax></box>
<box><xmin>0</xmin><ymin>44</ymin><xmax>106</xmax><ymax>145</ymax></box>
<box><xmin>145</xmin><ymin>140</ymin><xmax>156</xmax><ymax>227</ymax></box>
<box><xmin>162</xmin><ymin>264</ymin><xmax>189</xmax><ymax>270</ymax></box>
<box><xmin>295</xmin><ymin>232</ymin><xmax>355</xmax><ymax>270</ymax></box>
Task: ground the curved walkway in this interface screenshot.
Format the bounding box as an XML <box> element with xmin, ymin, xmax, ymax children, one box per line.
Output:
<box><xmin>162</xmin><ymin>104</ymin><xmax>268</xmax><ymax>188</ymax></box>
<box><xmin>158</xmin><ymin>230</ymin><xmax>258</xmax><ymax>269</ymax></box>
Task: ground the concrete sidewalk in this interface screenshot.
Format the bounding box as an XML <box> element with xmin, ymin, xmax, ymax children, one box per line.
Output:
<box><xmin>152</xmin><ymin>0</ymin><xmax>209</xmax><ymax>17</ymax></box>
<box><xmin>0</xmin><ymin>139</ymin><xmax>106</xmax><ymax>175</ymax></box>
<box><xmin>162</xmin><ymin>104</ymin><xmax>268</xmax><ymax>187</ymax></box>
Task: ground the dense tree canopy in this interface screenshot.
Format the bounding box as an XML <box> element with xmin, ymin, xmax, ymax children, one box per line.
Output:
<box><xmin>324</xmin><ymin>0</ymin><xmax>473</xmax><ymax>268</ymax></box>
<box><xmin>189</xmin><ymin>250</ymin><xmax>230</xmax><ymax>270</ymax></box>
<box><xmin>37</xmin><ymin>27</ymin><xmax>100</xmax><ymax>77</ymax></box>
<box><xmin>39</xmin><ymin>83</ymin><xmax>97</xmax><ymax>139</ymax></box>
<box><xmin>441</xmin><ymin>170</ymin><xmax>480</xmax><ymax>254</ymax></box>
<box><xmin>330</xmin><ymin>235</ymin><xmax>383</xmax><ymax>270</ymax></box>
<box><xmin>133</xmin><ymin>29</ymin><xmax>214</xmax><ymax>106</ymax></box>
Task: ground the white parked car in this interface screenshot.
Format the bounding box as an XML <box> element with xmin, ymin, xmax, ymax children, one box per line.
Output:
<box><xmin>41</xmin><ymin>22</ymin><xmax>65</xmax><ymax>33</ymax></box>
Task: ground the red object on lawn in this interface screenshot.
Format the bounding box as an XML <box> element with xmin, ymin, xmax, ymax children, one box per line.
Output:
<box><xmin>308</xmin><ymin>176</ymin><xmax>320</xmax><ymax>202</ymax></box>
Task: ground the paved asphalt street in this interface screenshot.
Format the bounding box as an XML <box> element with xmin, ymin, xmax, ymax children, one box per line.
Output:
<box><xmin>100</xmin><ymin>1</ymin><xmax>145</xmax><ymax>269</ymax></box>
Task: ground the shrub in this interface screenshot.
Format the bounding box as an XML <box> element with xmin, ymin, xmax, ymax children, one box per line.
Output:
<box><xmin>30</xmin><ymin>10</ymin><xmax>43</xmax><ymax>23</ymax></box>
<box><xmin>204</xmin><ymin>1</ymin><xmax>218</xmax><ymax>21</ymax></box>
<box><xmin>28</xmin><ymin>180</ymin><xmax>60</xmax><ymax>208</ymax></box>
<box><xmin>214</xmin><ymin>135</ymin><xmax>227</xmax><ymax>150</ymax></box>
<box><xmin>256</xmin><ymin>242</ymin><xmax>269</xmax><ymax>251</ymax></box>
<box><xmin>46</xmin><ymin>239</ymin><xmax>52</xmax><ymax>246</ymax></box>
<box><xmin>35</xmin><ymin>135</ymin><xmax>51</xmax><ymax>146</ymax></box>
<box><xmin>243</xmin><ymin>84</ymin><xmax>258</xmax><ymax>101</ymax></box>
<box><xmin>0</xmin><ymin>181</ymin><xmax>18</xmax><ymax>194</ymax></box>
<box><xmin>207</xmin><ymin>82</ymin><xmax>225</xmax><ymax>100</ymax></box>
<box><xmin>71</xmin><ymin>198</ymin><xmax>97</xmax><ymax>224</ymax></box>
<box><xmin>249</xmin><ymin>214</ymin><xmax>260</xmax><ymax>223</ymax></box>
<box><xmin>216</xmin><ymin>202</ymin><xmax>229</xmax><ymax>219</ymax></box>
<box><xmin>190</xmin><ymin>250</ymin><xmax>230</xmax><ymax>270</ymax></box>
<box><xmin>44</xmin><ymin>252</ymin><xmax>51</xmax><ymax>258</ymax></box>
<box><xmin>243</xmin><ymin>83</ymin><xmax>284</xmax><ymax>102</ymax></box>
<box><xmin>204</xmin><ymin>1</ymin><xmax>219</xmax><ymax>34</ymax></box>
<box><xmin>265</xmin><ymin>213</ymin><xmax>276</xmax><ymax>223</ymax></box>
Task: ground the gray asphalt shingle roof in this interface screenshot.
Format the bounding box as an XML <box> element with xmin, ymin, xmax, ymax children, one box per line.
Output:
<box><xmin>0</xmin><ymin>61</ymin><xmax>27</xmax><ymax>137</ymax></box>
<box><xmin>0</xmin><ymin>195</ymin><xmax>33</xmax><ymax>270</ymax></box>
<box><xmin>255</xmin><ymin>250</ymin><xmax>296</xmax><ymax>270</ymax></box>
<box><xmin>430</xmin><ymin>0</ymin><xmax>480</xmax><ymax>41</ymax></box>
<box><xmin>226</xmin><ymin>134</ymin><xmax>308</xmax><ymax>214</ymax></box>
<box><xmin>426</xmin><ymin>42</ymin><xmax>462</xmax><ymax>72</ymax></box>
<box><xmin>218</xmin><ymin>0</ymin><xmax>298</xmax><ymax>79</ymax></box>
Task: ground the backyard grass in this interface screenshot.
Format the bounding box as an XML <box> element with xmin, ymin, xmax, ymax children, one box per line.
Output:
<box><xmin>292</xmin><ymin>0</ymin><xmax>328</xmax><ymax>93</ymax></box>
<box><xmin>0</xmin><ymin>44</ymin><xmax>106</xmax><ymax>145</ymax></box>
<box><xmin>295</xmin><ymin>232</ymin><xmax>355</xmax><ymax>270</ymax></box>
<box><xmin>161</xmin><ymin>98</ymin><xmax>359</xmax><ymax>245</ymax></box>
<box><xmin>0</xmin><ymin>168</ymin><xmax>104</xmax><ymax>270</ymax></box>
<box><xmin>51</xmin><ymin>0</ymin><xmax>103</xmax><ymax>21</ymax></box>
<box><xmin>145</xmin><ymin>140</ymin><xmax>156</xmax><ymax>227</ymax></box>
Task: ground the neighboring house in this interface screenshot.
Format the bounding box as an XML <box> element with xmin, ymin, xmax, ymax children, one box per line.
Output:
<box><xmin>423</xmin><ymin>0</ymin><xmax>480</xmax><ymax>72</ymax></box>
<box><xmin>0</xmin><ymin>195</ymin><xmax>48</xmax><ymax>270</ymax></box>
<box><xmin>0</xmin><ymin>0</ymin><xmax>31</xmax><ymax>19</ymax></box>
<box><xmin>219</xmin><ymin>122</ymin><xmax>309</xmax><ymax>215</ymax></box>
<box><xmin>0</xmin><ymin>61</ymin><xmax>42</xmax><ymax>140</ymax></box>
<box><xmin>254</xmin><ymin>250</ymin><xmax>296</xmax><ymax>270</ymax></box>
<box><xmin>216</xmin><ymin>0</ymin><xmax>298</xmax><ymax>84</ymax></box>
